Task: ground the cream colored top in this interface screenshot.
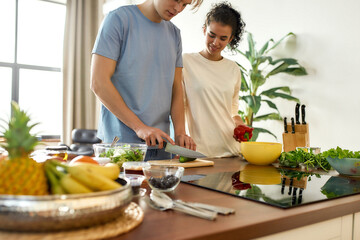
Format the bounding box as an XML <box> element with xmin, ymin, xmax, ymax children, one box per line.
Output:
<box><xmin>182</xmin><ymin>52</ymin><xmax>241</xmax><ymax>158</ymax></box>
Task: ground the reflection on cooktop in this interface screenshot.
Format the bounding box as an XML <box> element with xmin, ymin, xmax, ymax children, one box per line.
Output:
<box><xmin>181</xmin><ymin>165</ymin><xmax>360</xmax><ymax>209</ymax></box>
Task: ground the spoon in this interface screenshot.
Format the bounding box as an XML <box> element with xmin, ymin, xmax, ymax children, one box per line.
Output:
<box><xmin>150</xmin><ymin>190</ymin><xmax>217</xmax><ymax>220</ymax></box>
<box><xmin>110</xmin><ymin>136</ymin><xmax>120</xmax><ymax>147</ymax></box>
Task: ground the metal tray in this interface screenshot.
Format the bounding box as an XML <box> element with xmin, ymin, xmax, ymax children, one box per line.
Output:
<box><xmin>0</xmin><ymin>178</ymin><xmax>132</xmax><ymax>232</ymax></box>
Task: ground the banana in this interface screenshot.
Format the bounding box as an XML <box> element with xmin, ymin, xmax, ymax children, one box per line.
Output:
<box><xmin>46</xmin><ymin>161</ymin><xmax>92</xmax><ymax>194</ymax></box>
<box><xmin>67</xmin><ymin>165</ymin><xmax>122</xmax><ymax>191</ymax></box>
<box><xmin>45</xmin><ymin>163</ymin><xmax>66</xmax><ymax>195</ymax></box>
<box><xmin>70</xmin><ymin>162</ymin><xmax>120</xmax><ymax>180</ymax></box>
<box><xmin>60</xmin><ymin>174</ymin><xmax>93</xmax><ymax>194</ymax></box>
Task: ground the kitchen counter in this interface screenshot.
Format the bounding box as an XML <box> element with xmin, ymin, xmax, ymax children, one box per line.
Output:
<box><xmin>113</xmin><ymin>157</ymin><xmax>360</xmax><ymax>240</ymax></box>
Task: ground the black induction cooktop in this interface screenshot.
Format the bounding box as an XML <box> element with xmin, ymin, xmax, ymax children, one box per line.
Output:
<box><xmin>181</xmin><ymin>165</ymin><xmax>360</xmax><ymax>209</ymax></box>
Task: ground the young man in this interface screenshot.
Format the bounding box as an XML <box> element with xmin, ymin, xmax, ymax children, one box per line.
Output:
<box><xmin>91</xmin><ymin>0</ymin><xmax>202</xmax><ymax>160</ymax></box>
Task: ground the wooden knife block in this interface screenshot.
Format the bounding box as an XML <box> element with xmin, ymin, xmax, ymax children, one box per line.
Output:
<box><xmin>282</xmin><ymin>124</ymin><xmax>309</xmax><ymax>152</ymax></box>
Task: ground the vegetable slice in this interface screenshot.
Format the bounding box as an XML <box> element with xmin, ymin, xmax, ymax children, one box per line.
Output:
<box><xmin>179</xmin><ymin>156</ymin><xmax>196</xmax><ymax>163</ymax></box>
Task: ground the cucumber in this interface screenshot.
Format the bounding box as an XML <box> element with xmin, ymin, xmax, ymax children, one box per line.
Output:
<box><xmin>179</xmin><ymin>156</ymin><xmax>196</xmax><ymax>163</ymax></box>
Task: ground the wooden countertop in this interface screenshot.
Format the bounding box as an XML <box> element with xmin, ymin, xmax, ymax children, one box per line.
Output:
<box><xmin>112</xmin><ymin>157</ymin><xmax>360</xmax><ymax>240</ymax></box>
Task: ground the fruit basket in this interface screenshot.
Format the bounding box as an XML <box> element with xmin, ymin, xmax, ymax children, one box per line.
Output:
<box><xmin>0</xmin><ymin>178</ymin><xmax>132</xmax><ymax>232</ymax></box>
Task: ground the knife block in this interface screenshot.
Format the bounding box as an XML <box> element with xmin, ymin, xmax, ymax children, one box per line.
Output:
<box><xmin>282</xmin><ymin>124</ymin><xmax>309</xmax><ymax>152</ymax></box>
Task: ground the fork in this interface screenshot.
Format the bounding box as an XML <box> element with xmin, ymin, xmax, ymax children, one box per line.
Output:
<box><xmin>110</xmin><ymin>136</ymin><xmax>120</xmax><ymax>147</ymax></box>
<box><xmin>149</xmin><ymin>191</ymin><xmax>217</xmax><ymax>220</ymax></box>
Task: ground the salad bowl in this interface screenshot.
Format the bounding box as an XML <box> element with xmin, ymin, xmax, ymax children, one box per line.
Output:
<box><xmin>93</xmin><ymin>143</ymin><xmax>147</xmax><ymax>168</ymax></box>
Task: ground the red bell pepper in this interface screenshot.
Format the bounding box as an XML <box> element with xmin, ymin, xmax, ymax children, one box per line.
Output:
<box><xmin>233</xmin><ymin>125</ymin><xmax>254</xmax><ymax>142</ymax></box>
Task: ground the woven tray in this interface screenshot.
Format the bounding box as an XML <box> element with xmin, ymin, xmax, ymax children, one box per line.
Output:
<box><xmin>0</xmin><ymin>202</ymin><xmax>143</xmax><ymax>240</ymax></box>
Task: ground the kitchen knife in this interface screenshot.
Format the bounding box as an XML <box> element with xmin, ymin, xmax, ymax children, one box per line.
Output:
<box><xmin>284</xmin><ymin>117</ymin><xmax>288</xmax><ymax>133</ymax></box>
<box><xmin>295</xmin><ymin>103</ymin><xmax>300</xmax><ymax>124</ymax></box>
<box><xmin>144</xmin><ymin>140</ymin><xmax>207</xmax><ymax>158</ymax></box>
<box><xmin>291</xmin><ymin>117</ymin><xmax>295</xmax><ymax>134</ymax></box>
<box><xmin>164</xmin><ymin>142</ymin><xmax>207</xmax><ymax>158</ymax></box>
<box><xmin>301</xmin><ymin>104</ymin><xmax>306</xmax><ymax>124</ymax></box>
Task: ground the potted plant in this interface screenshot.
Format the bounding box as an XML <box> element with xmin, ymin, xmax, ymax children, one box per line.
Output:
<box><xmin>233</xmin><ymin>32</ymin><xmax>307</xmax><ymax>141</ymax></box>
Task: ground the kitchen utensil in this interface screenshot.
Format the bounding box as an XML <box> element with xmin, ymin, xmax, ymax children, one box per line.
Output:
<box><xmin>284</xmin><ymin>117</ymin><xmax>288</xmax><ymax>133</ymax></box>
<box><xmin>282</xmin><ymin>111</ymin><xmax>309</xmax><ymax>152</ymax></box>
<box><xmin>145</xmin><ymin>139</ymin><xmax>206</xmax><ymax>159</ymax></box>
<box><xmin>295</xmin><ymin>103</ymin><xmax>300</xmax><ymax>124</ymax></box>
<box><xmin>146</xmin><ymin>195</ymin><xmax>215</xmax><ymax>220</ymax></box>
<box><xmin>174</xmin><ymin>200</ymin><xmax>235</xmax><ymax>215</ymax></box>
<box><xmin>148</xmin><ymin>159</ymin><xmax>214</xmax><ymax>168</ymax></box>
<box><xmin>164</xmin><ymin>142</ymin><xmax>206</xmax><ymax>158</ymax></box>
<box><xmin>149</xmin><ymin>190</ymin><xmax>217</xmax><ymax>220</ymax></box>
<box><xmin>240</xmin><ymin>142</ymin><xmax>282</xmax><ymax>165</ymax></box>
<box><xmin>110</xmin><ymin>136</ymin><xmax>120</xmax><ymax>147</ymax></box>
<box><xmin>301</xmin><ymin>104</ymin><xmax>306</xmax><ymax>124</ymax></box>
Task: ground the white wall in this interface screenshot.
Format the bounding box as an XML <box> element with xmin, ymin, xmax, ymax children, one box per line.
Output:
<box><xmin>173</xmin><ymin>0</ymin><xmax>360</xmax><ymax>152</ymax></box>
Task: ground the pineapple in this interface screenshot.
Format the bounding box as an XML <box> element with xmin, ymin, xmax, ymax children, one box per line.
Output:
<box><xmin>0</xmin><ymin>101</ymin><xmax>49</xmax><ymax>195</ymax></box>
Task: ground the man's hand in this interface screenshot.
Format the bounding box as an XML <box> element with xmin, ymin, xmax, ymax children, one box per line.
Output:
<box><xmin>175</xmin><ymin>134</ymin><xmax>196</xmax><ymax>151</ymax></box>
<box><xmin>135</xmin><ymin>125</ymin><xmax>174</xmax><ymax>149</ymax></box>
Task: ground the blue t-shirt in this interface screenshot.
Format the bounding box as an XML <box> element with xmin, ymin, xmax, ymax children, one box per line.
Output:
<box><xmin>92</xmin><ymin>5</ymin><xmax>183</xmax><ymax>146</ymax></box>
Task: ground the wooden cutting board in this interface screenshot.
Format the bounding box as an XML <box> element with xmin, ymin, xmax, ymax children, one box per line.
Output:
<box><xmin>147</xmin><ymin>159</ymin><xmax>214</xmax><ymax>168</ymax></box>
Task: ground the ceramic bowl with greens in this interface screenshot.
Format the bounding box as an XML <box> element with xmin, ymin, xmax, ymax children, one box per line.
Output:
<box><xmin>322</xmin><ymin>147</ymin><xmax>360</xmax><ymax>176</ymax></box>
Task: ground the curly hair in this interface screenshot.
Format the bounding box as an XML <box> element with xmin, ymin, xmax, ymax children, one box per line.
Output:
<box><xmin>204</xmin><ymin>2</ymin><xmax>245</xmax><ymax>50</ymax></box>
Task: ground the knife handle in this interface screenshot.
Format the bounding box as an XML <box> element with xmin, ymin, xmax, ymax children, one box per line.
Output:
<box><xmin>284</xmin><ymin>117</ymin><xmax>288</xmax><ymax>133</ymax></box>
<box><xmin>291</xmin><ymin>117</ymin><xmax>295</xmax><ymax>133</ymax></box>
<box><xmin>301</xmin><ymin>105</ymin><xmax>306</xmax><ymax>124</ymax></box>
<box><xmin>295</xmin><ymin>103</ymin><xmax>300</xmax><ymax>124</ymax></box>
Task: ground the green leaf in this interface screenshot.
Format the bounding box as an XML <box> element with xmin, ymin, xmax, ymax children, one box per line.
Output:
<box><xmin>253</xmin><ymin>113</ymin><xmax>282</xmax><ymax>122</ymax></box>
<box><xmin>242</xmin><ymin>95</ymin><xmax>261</xmax><ymax>114</ymax></box>
<box><xmin>269</xmin><ymin>58</ymin><xmax>299</xmax><ymax>65</ymax></box>
<box><xmin>266</xmin><ymin>62</ymin><xmax>291</xmax><ymax>77</ymax></box>
<box><xmin>282</xmin><ymin>66</ymin><xmax>308</xmax><ymax>76</ymax></box>
<box><xmin>256</xmin><ymin>56</ymin><xmax>272</xmax><ymax>66</ymax></box>
<box><xmin>234</xmin><ymin>48</ymin><xmax>247</xmax><ymax>58</ymax></box>
<box><xmin>235</xmin><ymin>61</ymin><xmax>248</xmax><ymax>73</ymax></box>
<box><xmin>259</xmin><ymin>39</ymin><xmax>274</xmax><ymax>55</ymax></box>
<box><xmin>252</xmin><ymin>127</ymin><xmax>278</xmax><ymax>140</ymax></box>
<box><xmin>265</xmin><ymin>32</ymin><xmax>295</xmax><ymax>54</ymax></box>
<box><xmin>261</xmin><ymin>99</ymin><xmax>279</xmax><ymax>112</ymax></box>
<box><xmin>240</xmin><ymin>70</ymin><xmax>249</xmax><ymax>92</ymax></box>
<box><xmin>250</xmin><ymin>70</ymin><xmax>266</xmax><ymax>89</ymax></box>
<box><xmin>247</xmin><ymin>32</ymin><xmax>256</xmax><ymax>60</ymax></box>
<box><xmin>260</xmin><ymin>86</ymin><xmax>291</xmax><ymax>95</ymax></box>
<box><xmin>261</xmin><ymin>90</ymin><xmax>300</xmax><ymax>103</ymax></box>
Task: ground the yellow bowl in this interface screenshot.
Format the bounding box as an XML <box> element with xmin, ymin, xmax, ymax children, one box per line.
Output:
<box><xmin>240</xmin><ymin>164</ymin><xmax>281</xmax><ymax>185</ymax></box>
<box><xmin>240</xmin><ymin>142</ymin><xmax>282</xmax><ymax>165</ymax></box>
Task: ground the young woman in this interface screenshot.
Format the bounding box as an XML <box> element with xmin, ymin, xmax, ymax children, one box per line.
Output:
<box><xmin>91</xmin><ymin>0</ymin><xmax>203</xmax><ymax>160</ymax></box>
<box><xmin>182</xmin><ymin>2</ymin><xmax>248</xmax><ymax>158</ymax></box>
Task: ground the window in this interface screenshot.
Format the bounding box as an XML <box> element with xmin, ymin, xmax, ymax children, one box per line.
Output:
<box><xmin>0</xmin><ymin>0</ymin><xmax>66</xmax><ymax>138</ymax></box>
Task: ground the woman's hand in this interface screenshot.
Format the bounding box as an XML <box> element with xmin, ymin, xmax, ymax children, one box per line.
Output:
<box><xmin>233</xmin><ymin>124</ymin><xmax>254</xmax><ymax>142</ymax></box>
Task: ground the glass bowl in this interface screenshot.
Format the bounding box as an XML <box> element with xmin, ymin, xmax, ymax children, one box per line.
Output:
<box><xmin>326</xmin><ymin>157</ymin><xmax>360</xmax><ymax>176</ymax></box>
<box><xmin>123</xmin><ymin>174</ymin><xmax>146</xmax><ymax>196</ymax></box>
<box><xmin>0</xmin><ymin>178</ymin><xmax>132</xmax><ymax>232</ymax></box>
<box><xmin>93</xmin><ymin>143</ymin><xmax>147</xmax><ymax>168</ymax></box>
<box><xmin>123</xmin><ymin>161</ymin><xmax>151</xmax><ymax>175</ymax></box>
<box><xmin>143</xmin><ymin>165</ymin><xmax>184</xmax><ymax>192</ymax></box>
